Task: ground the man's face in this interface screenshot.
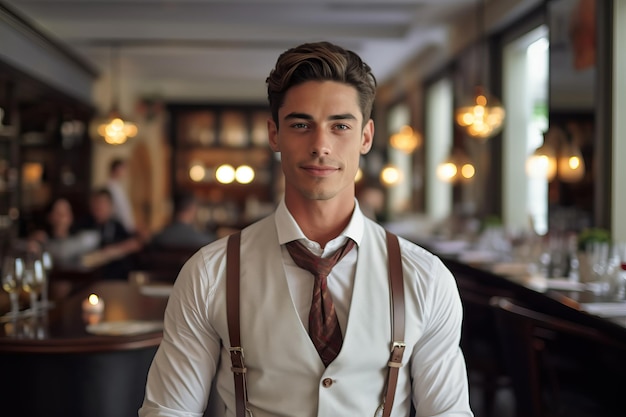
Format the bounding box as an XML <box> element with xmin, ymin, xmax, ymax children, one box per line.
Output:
<box><xmin>91</xmin><ymin>195</ymin><xmax>113</xmax><ymax>223</ymax></box>
<box><xmin>268</xmin><ymin>80</ymin><xmax>373</xmax><ymax>204</ymax></box>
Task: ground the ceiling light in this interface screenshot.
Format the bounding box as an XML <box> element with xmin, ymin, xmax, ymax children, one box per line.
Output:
<box><xmin>455</xmin><ymin>0</ymin><xmax>505</xmax><ymax>141</ymax></box>
<box><xmin>91</xmin><ymin>45</ymin><xmax>138</xmax><ymax>145</ymax></box>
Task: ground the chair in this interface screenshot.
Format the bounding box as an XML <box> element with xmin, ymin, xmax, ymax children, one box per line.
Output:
<box><xmin>490</xmin><ymin>296</ymin><xmax>626</xmax><ymax>417</ymax></box>
<box><xmin>133</xmin><ymin>245</ymin><xmax>198</xmax><ymax>284</ymax></box>
<box><xmin>456</xmin><ymin>273</ymin><xmax>514</xmax><ymax>417</ymax></box>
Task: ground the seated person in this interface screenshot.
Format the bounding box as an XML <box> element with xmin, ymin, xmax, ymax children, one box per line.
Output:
<box><xmin>75</xmin><ymin>188</ymin><xmax>142</xmax><ymax>280</ymax></box>
<box><xmin>151</xmin><ymin>191</ymin><xmax>215</xmax><ymax>250</ymax></box>
<box><xmin>29</xmin><ymin>197</ymin><xmax>101</xmax><ymax>268</ymax></box>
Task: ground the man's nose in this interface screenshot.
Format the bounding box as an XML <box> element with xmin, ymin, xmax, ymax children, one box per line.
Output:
<box><xmin>310</xmin><ymin>129</ymin><xmax>331</xmax><ymax>156</ymax></box>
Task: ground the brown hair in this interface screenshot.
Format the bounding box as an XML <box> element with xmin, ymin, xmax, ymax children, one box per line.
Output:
<box><xmin>266</xmin><ymin>41</ymin><xmax>377</xmax><ymax>128</ymax></box>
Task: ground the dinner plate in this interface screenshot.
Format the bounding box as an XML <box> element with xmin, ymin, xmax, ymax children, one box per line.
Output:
<box><xmin>139</xmin><ymin>284</ymin><xmax>174</xmax><ymax>297</ymax></box>
<box><xmin>86</xmin><ymin>320</ymin><xmax>163</xmax><ymax>336</ymax></box>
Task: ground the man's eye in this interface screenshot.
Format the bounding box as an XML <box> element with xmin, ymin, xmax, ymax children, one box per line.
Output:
<box><xmin>335</xmin><ymin>123</ymin><xmax>350</xmax><ymax>130</ymax></box>
<box><xmin>291</xmin><ymin>122</ymin><xmax>308</xmax><ymax>129</ymax></box>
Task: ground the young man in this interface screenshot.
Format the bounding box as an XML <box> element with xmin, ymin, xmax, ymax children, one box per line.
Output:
<box><xmin>140</xmin><ymin>42</ymin><xmax>472</xmax><ymax>417</ymax></box>
<box><xmin>106</xmin><ymin>158</ymin><xmax>136</xmax><ymax>233</ymax></box>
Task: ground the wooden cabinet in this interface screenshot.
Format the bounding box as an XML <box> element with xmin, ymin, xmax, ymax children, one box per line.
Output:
<box><xmin>0</xmin><ymin>78</ymin><xmax>20</xmax><ymax>252</ymax></box>
<box><xmin>168</xmin><ymin>104</ymin><xmax>280</xmax><ymax>231</ymax></box>
<box><xmin>1</xmin><ymin>65</ymin><xmax>94</xmax><ymax>238</ymax></box>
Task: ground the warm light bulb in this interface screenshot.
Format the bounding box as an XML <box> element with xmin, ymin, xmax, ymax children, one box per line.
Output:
<box><xmin>354</xmin><ymin>167</ymin><xmax>363</xmax><ymax>182</ymax></box>
<box><xmin>389</xmin><ymin>125</ymin><xmax>422</xmax><ymax>154</ymax></box>
<box><xmin>235</xmin><ymin>165</ymin><xmax>255</xmax><ymax>184</ymax></box>
<box><xmin>461</xmin><ymin>163</ymin><xmax>475</xmax><ymax>180</ymax></box>
<box><xmin>215</xmin><ymin>164</ymin><xmax>236</xmax><ymax>184</ymax></box>
<box><xmin>189</xmin><ymin>164</ymin><xmax>206</xmax><ymax>182</ymax></box>
<box><xmin>380</xmin><ymin>165</ymin><xmax>402</xmax><ymax>186</ymax></box>
<box><xmin>437</xmin><ymin>162</ymin><xmax>458</xmax><ymax>182</ymax></box>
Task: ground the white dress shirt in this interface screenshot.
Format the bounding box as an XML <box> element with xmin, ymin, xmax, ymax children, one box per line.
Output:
<box><xmin>139</xmin><ymin>199</ymin><xmax>473</xmax><ymax>417</ymax></box>
<box><xmin>107</xmin><ymin>178</ymin><xmax>135</xmax><ymax>233</ymax></box>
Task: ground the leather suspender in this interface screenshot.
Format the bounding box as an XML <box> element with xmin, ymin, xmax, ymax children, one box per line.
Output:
<box><xmin>381</xmin><ymin>230</ymin><xmax>406</xmax><ymax>417</ymax></box>
<box><xmin>226</xmin><ymin>231</ymin><xmax>250</xmax><ymax>417</ymax></box>
<box><xmin>225</xmin><ymin>231</ymin><xmax>405</xmax><ymax>417</ymax></box>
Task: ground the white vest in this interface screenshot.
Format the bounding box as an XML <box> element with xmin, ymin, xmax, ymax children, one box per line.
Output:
<box><xmin>209</xmin><ymin>215</ymin><xmax>420</xmax><ymax>417</ymax></box>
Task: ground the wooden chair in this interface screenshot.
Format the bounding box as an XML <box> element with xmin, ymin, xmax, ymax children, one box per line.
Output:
<box><xmin>455</xmin><ymin>273</ymin><xmax>514</xmax><ymax>417</ymax></box>
<box><xmin>133</xmin><ymin>245</ymin><xmax>198</xmax><ymax>284</ymax></box>
<box><xmin>490</xmin><ymin>296</ymin><xmax>626</xmax><ymax>417</ymax></box>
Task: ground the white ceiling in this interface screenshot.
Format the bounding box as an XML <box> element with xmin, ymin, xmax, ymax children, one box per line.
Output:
<box><xmin>3</xmin><ymin>0</ymin><xmax>480</xmax><ymax>103</ymax></box>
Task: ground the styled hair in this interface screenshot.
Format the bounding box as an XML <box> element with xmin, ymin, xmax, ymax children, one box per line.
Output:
<box><xmin>92</xmin><ymin>187</ymin><xmax>113</xmax><ymax>202</ymax></box>
<box><xmin>266</xmin><ymin>41</ymin><xmax>377</xmax><ymax>128</ymax></box>
<box><xmin>109</xmin><ymin>158</ymin><xmax>125</xmax><ymax>173</ymax></box>
<box><xmin>172</xmin><ymin>191</ymin><xmax>197</xmax><ymax>215</ymax></box>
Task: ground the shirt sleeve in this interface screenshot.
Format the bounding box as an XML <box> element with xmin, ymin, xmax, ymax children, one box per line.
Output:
<box><xmin>410</xmin><ymin>258</ymin><xmax>474</xmax><ymax>417</ymax></box>
<box><xmin>139</xmin><ymin>246</ymin><xmax>223</xmax><ymax>417</ymax></box>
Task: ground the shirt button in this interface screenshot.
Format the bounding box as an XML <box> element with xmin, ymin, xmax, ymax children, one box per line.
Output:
<box><xmin>322</xmin><ymin>378</ymin><xmax>333</xmax><ymax>388</ymax></box>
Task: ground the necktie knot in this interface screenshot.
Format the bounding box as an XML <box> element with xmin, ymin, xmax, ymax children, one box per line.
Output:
<box><xmin>286</xmin><ymin>239</ymin><xmax>355</xmax><ymax>279</ymax></box>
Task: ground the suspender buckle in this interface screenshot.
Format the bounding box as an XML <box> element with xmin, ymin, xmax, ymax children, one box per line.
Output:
<box><xmin>388</xmin><ymin>341</ymin><xmax>406</xmax><ymax>368</ymax></box>
<box><xmin>391</xmin><ymin>341</ymin><xmax>406</xmax><ymax>350</ymax></box>
<box><xmin>229</xmin><ymin>346</ymin><xmax>247</xmax><ymax>374</ymax></box>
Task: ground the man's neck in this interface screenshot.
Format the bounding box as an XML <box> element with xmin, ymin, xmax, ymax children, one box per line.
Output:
<box><xmin>285</xmin><ymin>196</ymin><xmax>355</xmax><ymax>248</ymax></box>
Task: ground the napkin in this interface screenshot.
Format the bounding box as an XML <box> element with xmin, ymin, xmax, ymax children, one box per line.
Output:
<box><xmin>579</xmin><ymin>302</ymin><xmax>626</xmax><ymax>317</ymax></box>
<box><xmin>139</xmin><ymin>284</ymin><xmax>174</xmax><ymax>297</ymax></box>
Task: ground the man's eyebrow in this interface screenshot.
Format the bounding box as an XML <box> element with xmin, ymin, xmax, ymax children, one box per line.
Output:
<box><xmin>328</xmin><ymin>113</ymin><xmax>357</xmax><ymax>121</ymax></box>
<box><xmin>284</xmin><ymin>112</ymin><xmax>313</xmax><ymax>121</ymax></box>
<box><xmin>283</xmin><ymin>112</ymin><xmax>358</xmax><ymax>121</ymax></box>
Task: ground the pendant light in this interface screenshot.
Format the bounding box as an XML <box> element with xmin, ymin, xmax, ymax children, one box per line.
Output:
<box><xmin>436</xmin><ymin>147</ymin><xmax>475</xmax><ymax>184</ymax></box>
<box><xmin>526</xmin><ymin>126</ymin><xmax>585</xmax><ymax>183</ymax></box>
<box><xmin>92</xmin><ymin>45</ymin><xmax>138</xmax><ymax>145</ymax></box>
<box><xmin>455</xmin><ymin>0</ymin><xmax>505</xmax><ymax>141</ymax></box>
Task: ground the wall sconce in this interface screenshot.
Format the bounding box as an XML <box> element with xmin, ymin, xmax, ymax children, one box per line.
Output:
<box><xmin>380</xmin><ymin>164</ymin><xmax>402</xmax><ymax>187</ymax></box>
<box><xmin>436</xmin><ymin>147</ymin><xmax>475</xmax><ymax>184</ymax></box>
<box><xmin>526</xmin><ymin>126</ymin><xmax>585</xmax><ymax>183</ymax></box>
<box><xmin>389</xmin><ymin>125</ymin><xmax>422</xmax><ymax>154</ymax></box>
<box><xmin>191</xmin><ymin>162</ymin><xmax>257</xmax><ymax>185</ymax></box>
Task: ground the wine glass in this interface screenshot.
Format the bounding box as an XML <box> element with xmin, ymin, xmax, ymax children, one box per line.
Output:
<box><xmin>40</xmin><ymin>251</ymin><xmax>53</xmax><ymax>308</ymax></box>
<box><xmin>21</xmin><ymin>258</ymin><xmax>45</xmax><ymax>313</ymax></box>
<box><xmin>1</xmin><ymin>256</ymin><xmax>24</xmax><ymax>317</ymax></box>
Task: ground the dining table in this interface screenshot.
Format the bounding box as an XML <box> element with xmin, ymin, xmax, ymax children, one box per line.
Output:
<box><xmin>415</xmin><ymin>234</ymin><xmax>626</xmax><ymax>342</ymax></box>
<box><xmin>0</xmin><ymin>279</ymin><xmax>172</xmax><ymax>417</ymax></box>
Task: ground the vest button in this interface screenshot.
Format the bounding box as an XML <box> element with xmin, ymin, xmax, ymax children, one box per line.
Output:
<box><xmin>322</xmin><ymin>378</ymin><xmax>333</xmax><ymax>388</ymax></box>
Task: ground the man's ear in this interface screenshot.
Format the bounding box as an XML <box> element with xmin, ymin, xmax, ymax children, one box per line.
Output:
<box><xmin>268</xmin><ymin>118</ymin><xmax>279</xmax><ymax>152</ymax></box>
<box><xmin>360</xmin><ymin>119</ymin><xmax>374</xmax><ymax>155</ymax></box>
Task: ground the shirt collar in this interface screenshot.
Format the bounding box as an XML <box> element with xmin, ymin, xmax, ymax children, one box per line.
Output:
<box><xmin>275</xmin><ymin>198</ymin><xmax>365</xmax><ymax>253</ymax></box>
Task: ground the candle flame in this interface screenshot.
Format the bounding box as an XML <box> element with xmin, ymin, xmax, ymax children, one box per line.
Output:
<box><xmin>88</xmin><ymin>294</ymin><xmax>100</xmax><ymax>305</ymax></box>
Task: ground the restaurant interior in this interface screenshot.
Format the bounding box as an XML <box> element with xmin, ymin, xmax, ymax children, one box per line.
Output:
<box><xmin>1</xmin><ymin>0</ymin><xmax>626</xmax><ymax>416</ymax></box>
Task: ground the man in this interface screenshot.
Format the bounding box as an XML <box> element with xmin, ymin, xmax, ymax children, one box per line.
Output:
<box><xmin>76</xmin><ymin>188</ymin><xmax>142</xmax><ymax>280</ymax></box>
<box><xmin>150</xmin><ymin>191</ymin><xmax>215</xmax><ymax>250</ymax></box>
<box><xmin>106</xmin><ymin>158</ymin><xmax>136</xmax><ymax>233</ymax></box>
<box><xmin>140</xmin><ymin>42</ymin><xmax>472</xmax><ymax>416</ymax></box>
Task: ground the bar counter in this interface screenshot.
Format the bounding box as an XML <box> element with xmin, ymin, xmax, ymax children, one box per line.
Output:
<box><xmin>0</xmin><ymin>280</ymin><xmax>170</xmax><ymax>417</ymax></box>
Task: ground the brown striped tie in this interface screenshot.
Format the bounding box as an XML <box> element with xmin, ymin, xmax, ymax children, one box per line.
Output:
<box><xmin>286</xmin><ymin>238</ymin><xmax>356</xmax><ymax>367</ymax></box>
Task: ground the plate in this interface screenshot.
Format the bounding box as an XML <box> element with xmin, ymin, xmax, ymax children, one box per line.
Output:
<box><xmin>86</xmin><ymin>320</ymin><xmax>163</xmax><ymax>336</ymax></box>
<box><xmin>139</xmin><ymin>284</ymin><xmax>174</xmax><ymax>297</ymax></box>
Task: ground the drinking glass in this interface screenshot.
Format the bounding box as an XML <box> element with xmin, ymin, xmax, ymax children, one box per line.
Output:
<box><xmin>21</xmin><ymin>258</ymin><xmax>45</xmax><ymax>312</ymax></box>
<box><xmin>40</xmin><ymin>251</ymin><xmax>53</xmax><ymax>308</ymax></box>
<box><xmin>1</xmin><ymin>256</ymin><xmax>24</xmax><ymax>317</ymax></box>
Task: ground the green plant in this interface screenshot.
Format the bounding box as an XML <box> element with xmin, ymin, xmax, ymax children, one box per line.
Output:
<box><xmin>577</xmin><ymin>227</ymin><xmax>611</xmax><ymax>251</ymax></box>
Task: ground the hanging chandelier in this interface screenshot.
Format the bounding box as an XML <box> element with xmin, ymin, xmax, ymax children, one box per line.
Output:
<box><xmin>455</xmin><ymin>86</ymin><xmax>505</xmax><ymax>140</ymax></box>
<box><xmin>92</xmin><ymin>45</ymin><xmax>138</xmax><ymax>145</ymax></box>
<box><xmin>389</xmin><ymin>125</ymin><xmax>422</xmax><ymax>154</ymax></box>
<box><xmin>455</xmin><ymin>0</ymin><xmax>505</xmax><ymax>141</ymax></box>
